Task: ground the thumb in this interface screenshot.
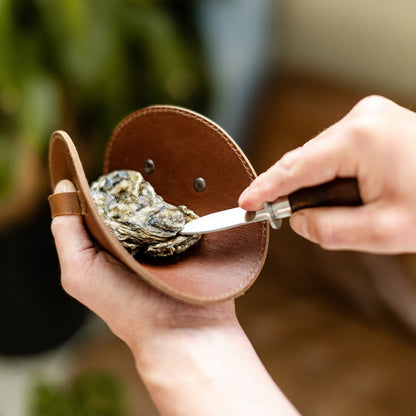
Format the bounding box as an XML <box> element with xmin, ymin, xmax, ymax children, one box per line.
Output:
<box><xmin>50</xmin><ymin>180</ymin><xmax>96</xmax><ymax>273</ymax></box>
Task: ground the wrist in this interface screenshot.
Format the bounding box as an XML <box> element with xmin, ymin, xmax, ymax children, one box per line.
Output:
<box><xmin>132</xmin><ymin>318</ymin><xmax>245</xmax><ymax>382</ymax></box>
<box><xmin>132</xmin><ymin>320</ymin><xmax>300</xmax><ymax>416</ymax></box>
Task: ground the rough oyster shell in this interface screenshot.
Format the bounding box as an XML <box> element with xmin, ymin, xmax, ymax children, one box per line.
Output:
<box><xmin>90</xmin><ymin>170</ymin><xmax>201</xmax><ymax>257</ymax></box>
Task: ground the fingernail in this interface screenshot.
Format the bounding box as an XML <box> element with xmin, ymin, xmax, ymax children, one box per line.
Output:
<box><xmin>54</xmin><ymin>179</ymin><xmax>76</xmax><ymax>194</ymax></box>
<box><xmin>291</xmin><ymin>213</ymin><xmax>310</xmax><ymax>240</ymax></box>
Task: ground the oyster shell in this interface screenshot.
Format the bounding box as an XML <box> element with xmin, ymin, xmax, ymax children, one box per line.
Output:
<box><xmin>90</xmin><ymin>170</ymin><xmax>201</xmax><ymax>257</ymax></box>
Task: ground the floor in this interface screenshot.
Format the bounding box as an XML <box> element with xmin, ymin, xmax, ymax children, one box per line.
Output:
<box><xmin>2</xmin><ymin>73</ymin><xmax>416</xmax><ymax>416</ymax></box>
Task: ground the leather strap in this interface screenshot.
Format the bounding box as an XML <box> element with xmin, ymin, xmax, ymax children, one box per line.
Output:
<box><xmin>48</xmin><ymin>191</ymin><xmax>86</xmax><ymax>218</ymax></box>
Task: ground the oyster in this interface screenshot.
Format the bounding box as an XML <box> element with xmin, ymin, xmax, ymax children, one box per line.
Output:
<box><xmin>90</xmin><ymin>170</ymin><xmax>201</xmax><ymax>257</ymax></box>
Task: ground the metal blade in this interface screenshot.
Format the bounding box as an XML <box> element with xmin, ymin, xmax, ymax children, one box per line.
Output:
<box><xmin>180</xmin><ymin>207</ymin><xmax>265</xmax><ymax>235</ymax></box>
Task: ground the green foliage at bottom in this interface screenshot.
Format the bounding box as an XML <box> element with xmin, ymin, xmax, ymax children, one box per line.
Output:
<box><xmin>29</xmin><ymin>370</ymin><xmax>127</xmax><ymax>416</ymax></box>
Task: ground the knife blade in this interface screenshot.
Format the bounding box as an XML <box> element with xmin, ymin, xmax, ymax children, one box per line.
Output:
<box><xmin>180</xmin><ymin>177</ymin><xmax>362</xmax><ymax>235</ymax></box>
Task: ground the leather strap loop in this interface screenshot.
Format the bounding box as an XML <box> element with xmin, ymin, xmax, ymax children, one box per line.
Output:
<box><xmin>48</xmin><ymin>191</ymin><xmax>86</xmax><ymax>218</ymax></box>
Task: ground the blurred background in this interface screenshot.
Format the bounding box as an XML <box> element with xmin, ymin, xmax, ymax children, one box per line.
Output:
<box><xmin>1</xmin><ymin>0</ymin><xmax>416</xmax><ymax>415</ymax></box>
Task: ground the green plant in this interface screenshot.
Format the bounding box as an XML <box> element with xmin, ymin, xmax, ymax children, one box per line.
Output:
<box><xmin>0</xmin><ymin>0</ymin><xmax>208</xmax><ymax>202</ymax></box>
<box><xmin>29</xmin><ymin>370</ymin><xmax>127</xmax><ymax>416</ymax></box>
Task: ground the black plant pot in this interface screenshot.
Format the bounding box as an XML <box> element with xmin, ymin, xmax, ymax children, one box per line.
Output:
<box><xmin>0</xmin><ymin>202</ymin><xmax>88</xmax><ymax>356</ymax></box>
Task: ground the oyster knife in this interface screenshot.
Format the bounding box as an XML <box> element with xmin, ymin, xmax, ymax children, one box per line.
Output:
<box><xmin>180</xmin><ymin>178</ymin><xmax>362</xmax><ymax>235</ymax></box>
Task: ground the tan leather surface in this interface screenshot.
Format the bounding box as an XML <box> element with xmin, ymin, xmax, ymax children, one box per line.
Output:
<box><xmin>49</xmin><ymin>105</ymin><xmax>269</xmax><ymax>304</ymax></box>
<box><xmin>48</xmin><ymin>192</ymin><xmax>85</xmax><ymax>218</ymax></box>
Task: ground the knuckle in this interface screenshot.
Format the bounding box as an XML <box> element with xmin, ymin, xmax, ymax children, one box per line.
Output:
<box><xmin>60</xmin><ymin>252</ymin><xmax>90</xmax><ymax>297</ymax></box>
<box><xmin>50</xmin><ymin>216</ymin><xmax>62</xmax><ymax>238</ymax></box>
<box><xmin>352</xmin><ymin>95</ymin><xmax>390</xmax><ymax>115</ymax></box>
<box><xmin>60</xmin><ymin>271</ymin><xmax>74</xmax><ymax>294</ymax></box>
<box><xmin>306</xmin><ymin>217</ymin><xmax>341</xmax><ymax>249</ymax></box>
<box><xmin>349</xmin><ymin>96</ymin><xmax>388</xmax><ymax>130</ymax></box>
<box><xmin>342</xmin><ymin>96</ymin><xmax>391</xmax><ymax>150</ymax></box>
<box><xmin>274</xmin><ymin>151</ymin><xmax>304</xmax><ymax>190</ymax></box>
<box><xmin>253</xmin><ymin>171</ymin><xmax>272</xmax><ymax>192</ymax></box>
<box><xmin>278</xmin><ymin>147</ymin><xmax>302</xmax><ymax>172</ymax></box>
<box><xmin>365</xmin><ymin>211</ymin><xmax>402</xmax><ymax>246</ymax></box>
<box><xmin>313</xmin><ymin>227</ymin><xmax>340</xmax><ymax>250</ymax></box>
<box><xmin>59</xmin><ymin>262</ymin><xmax>80</xmax><ymax>295</ymax></box>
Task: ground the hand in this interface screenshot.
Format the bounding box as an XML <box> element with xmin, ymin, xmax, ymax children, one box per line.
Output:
<box><xmin>50</xmin><ymin>180</ymin><xmax>238</xmax><ymax>347</ymax></box>
<box><xmin>239</xmin><ymin>95</ymin><xmax>416</xmax><ymax>254</ymax></box>
<box><xmin>51</xmin><ymin>180</ymin><xmax>300</xmax><ymax>416</ymax></box>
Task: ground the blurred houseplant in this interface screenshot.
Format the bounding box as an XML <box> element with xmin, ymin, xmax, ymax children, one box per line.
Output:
<box><xmin>0</xmin><ymin>0</ymin><xmax>208</xmax><ymax>354</ymax></box>
<box><xmin>0</xmin><ymin>0</ymin><xmax>208</xmax><ymax>226</ymax></box>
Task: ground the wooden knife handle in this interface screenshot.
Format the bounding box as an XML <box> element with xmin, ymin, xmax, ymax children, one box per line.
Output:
<box><xmin>288</xmin><ymin>178</ymin><xmax>362</xmax><ymax>213</ymax></box>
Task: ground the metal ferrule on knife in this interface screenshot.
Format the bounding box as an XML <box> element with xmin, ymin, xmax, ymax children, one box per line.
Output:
<box><xmin>247</xmin><ymin>197</ymin><xmax>292</xmax><ymax>230</ymax></box>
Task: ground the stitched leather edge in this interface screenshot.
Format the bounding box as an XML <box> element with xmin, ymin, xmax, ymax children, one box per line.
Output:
<box><xmin>103</xmin><ymin>105</ymin><xmax>269</xmax><ymax>303</ymax></box>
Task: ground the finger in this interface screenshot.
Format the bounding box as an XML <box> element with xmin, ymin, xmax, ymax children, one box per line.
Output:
<box><xmin>240</xmin><ymin>132</ymin><xmax>353</xmax><ymax>211</ymax></box>
<box><xmin>239</xmin><ymin>147</ymin><xmax>302</xmax><ymax>210</ymax></box>
<box><xmin>50</xmin><ymin>181</ymin><xmax>141</xmax><ymax>329</ymax></box>
<box><xmin>50</xmin><ymin>180</ymin><xmax>97</xmax><ymax>275</ymax></box>
<box><xmin>289</xmin><ymin>205</ymin><xmax>405</xmax><ymax>254</ymax></box>
<box><xmin>50</xmin><ymin>181</ymin><xmax>135</xmax><ymax>298</ymax></box>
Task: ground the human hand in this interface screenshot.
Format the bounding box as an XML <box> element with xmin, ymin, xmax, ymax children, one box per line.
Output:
<box><xmin>51</xmin><ymin>180</ymin><xmax>300</xmax><ymax>416</ymax></box>
<box><xmin>50</xmin><ymin>180</ymin><xmax>238</xmax><ymax>350</ymax></box>
<box><xmin>239</xmin><ymin>95</ymin><xmax>416</xmax><ymax>254</ymax></box>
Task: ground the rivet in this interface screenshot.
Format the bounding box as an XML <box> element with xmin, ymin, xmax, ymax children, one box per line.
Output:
<box><xmin>143</xmin><ymin>159</ymin><xmax>155</xmax><ymax>174</ymax></box>
<box><xmin>193</xmin><ymin>177</ymin><xmax>206</xmax><ymax>192</ymax></box>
